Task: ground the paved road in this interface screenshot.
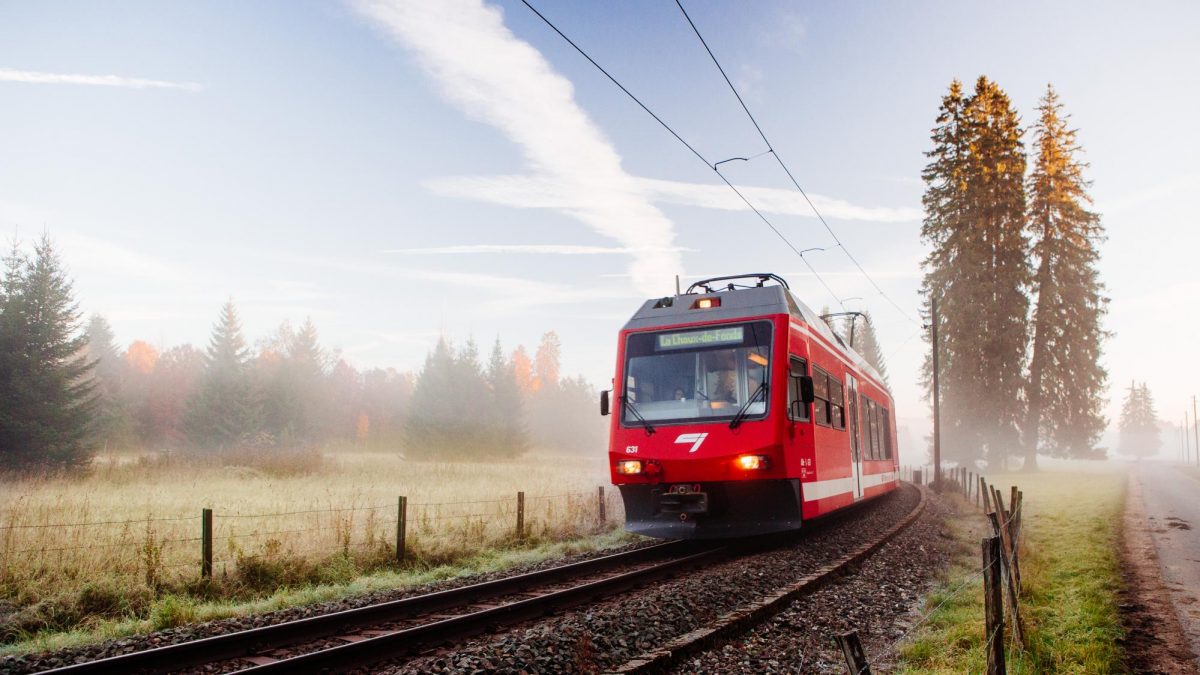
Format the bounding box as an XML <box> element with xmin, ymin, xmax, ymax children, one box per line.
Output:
<box><xmin>1134</xmin><ymin>461</ymin><xmax>1200</xmax><ymax>662</ymax></box>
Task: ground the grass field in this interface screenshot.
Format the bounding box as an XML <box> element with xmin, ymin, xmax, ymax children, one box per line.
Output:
<box><xmin>899</xmin><ymin>463</ymin><xmax>1126</xmax><ymax>673</ymax></box>
<box><xmin>0</xmin><ymin>450</ymin><xmax>629</xmax><ymax>653</ymax></box>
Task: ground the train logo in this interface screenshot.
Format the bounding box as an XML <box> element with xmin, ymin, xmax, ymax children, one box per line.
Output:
<box><xmin>674</xmin><ymin>433</ymin><xmax>709</xmax><ymax>453</ymax></box>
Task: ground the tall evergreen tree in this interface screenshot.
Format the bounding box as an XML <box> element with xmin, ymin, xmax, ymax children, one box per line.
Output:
<box><xmin>0</xmin><ymin>236</ymin><xmax>96</xmax><ymax>471</ymax></box>
<box><xmin>486</xmin><ymin>337</ymin><xmax>528</xmax><ymax>458</ymax></box>
<box><xmin>921</xmin><ymin>76</ymin><xmax>1030</xmax><ymax>466</ymax></box>
<box><xmin>1022</xmin><ymin>85</ymin><xmax>1109</xmax><ymax>466</ymax></box>
<box><xmin>1118</xmin><ymin>381</ymin><xmax>1160</xmax><ymax>458</ymax></box>
<box><xmin>845</xmin><ymin>312</ymin><xmax>888</xmax><ymax>385</ymax></box>
<box><xmin>84</xmin><ymin>314</ymin><xmax>130</xmax><ymax>448</ymax></box>
<box><xmin>185</xmin><ymin>299</ymin><xmax>257</xmax><ymax>450</ymax></box>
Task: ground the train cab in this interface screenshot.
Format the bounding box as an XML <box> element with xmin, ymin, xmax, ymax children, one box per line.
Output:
<box><xmin>602</xmin><ymin>273</ymin><xmax>899</xmax><ymax>539</ymax></box>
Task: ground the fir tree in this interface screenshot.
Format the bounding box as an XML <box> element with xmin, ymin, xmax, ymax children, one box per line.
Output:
<box><xmin>1118</xmin><ymin>381</ymin><xmax>1160</xmax><ymax>458</ymax></box>
<box><xmin>486</xmin><ymin>337</ymin><xmax>528</xmax><ymax>458</ymax></box>
<box><xmin>0</xmin><ymin>236</ymin><xmax>96</xmax><ymax>471</ymax></box>
<box><xmin>921</xmin><ymin>76</ymin><xmax>1029</xmax><ymax>466</ymax></box>
<box><xmin>84</xmin><ymin>314</ymin><xmax>130</xmax><ymax>448</ymax></box>
<box><xmin>1023</xmin><ymin>85</ymin><xmax>1109</xmax><ymax>466</ymax></box>
<box><xmin>846</xmin><ymin>312</ymin><xmax>888</xmax><ymax>385</ymax></box>
<box><xmin>185</xmin><ymin>299</ymin><xmax>258</xmax><ymax>450</ymax></box>
<box><xmin>404</xmin><ymin>336</ymin><xmax>460</xmax><ymax>459</ymax></box>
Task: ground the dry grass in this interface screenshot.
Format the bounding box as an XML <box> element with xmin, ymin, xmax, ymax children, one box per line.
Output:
<box><xmin>0</xmin><ymin>450</ymin><xmax>624</xmax><ymax>647</ymax></box>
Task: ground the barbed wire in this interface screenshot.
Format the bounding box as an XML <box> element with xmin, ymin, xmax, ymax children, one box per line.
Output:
<box><xmin>0</xmin><ymin>514</ymin><xmax>200</xmax><ymax>530</ymax></box>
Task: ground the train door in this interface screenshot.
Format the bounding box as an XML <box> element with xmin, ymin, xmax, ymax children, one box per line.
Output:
<box><xmin>846</xmin><ymin>373</ymin><xmax>864</xmax><ymax>500</ymax></box>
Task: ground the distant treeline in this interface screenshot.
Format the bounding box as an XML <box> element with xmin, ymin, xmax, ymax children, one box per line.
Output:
<box><xmin>0</xmin><ymin>236</ymin><xmax>605</xmax><ymax>473</ymax></box>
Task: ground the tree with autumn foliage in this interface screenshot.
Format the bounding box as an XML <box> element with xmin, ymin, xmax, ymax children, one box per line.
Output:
<box><xmin>921</xmin><ymin>76</ymin><xmax>1030</xmax><ymax>467</ymax></box>
<box><xmin>1022</xmin><ymin>85</ymin><xmax>1109</xmax><ymax>465</ymax></box>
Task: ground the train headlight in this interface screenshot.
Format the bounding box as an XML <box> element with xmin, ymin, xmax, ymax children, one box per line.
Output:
<box><xmin>737</xmin><ymin>454</ymin><xmax>770</xmax><ymax>470</ymax></box>
<box><xmin>616</xmin><ymin>460</ymin><xmax>644</xmax><ymax>475</ymax></box>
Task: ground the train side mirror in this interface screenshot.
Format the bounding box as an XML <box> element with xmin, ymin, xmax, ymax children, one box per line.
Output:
<box><xmin>600</xmin><ymin>389</ymin><xmax>611</xmax><ymax>416</ymax></box>
<box><xmin>798</xmin><ymin>376</ymin><xmax>815</xmax><ymax>404</ymax></box>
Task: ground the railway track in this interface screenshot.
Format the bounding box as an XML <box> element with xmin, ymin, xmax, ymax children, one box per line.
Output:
<box><xmin>611</xmin><ymin>484</ymin><xmax>928</xmax><ymax>673</ymax></box>
<box><xmin>39</xmin><ymin>485</ymin><xmax>925</xmax><ymax>675</ymax></box>
<box><xmin>42</xmin><ymin>540</ymin><xmax>724</xmax><ymax>675</ymax></box>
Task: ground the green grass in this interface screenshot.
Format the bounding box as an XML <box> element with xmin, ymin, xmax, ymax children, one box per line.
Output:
<box><xmin>0</xmin><ymin>528</ymin><xmax>639</xmax><ymax>657</ymax></box>
<box><xmin>899</xmin><ymin>466</ymin><xmax>1126</xmax><ymax>674</ymax></box>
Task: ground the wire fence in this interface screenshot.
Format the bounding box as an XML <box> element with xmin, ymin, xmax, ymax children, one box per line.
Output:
<box><xmin>0</xmin><ymin>487</ymin><xmax>623</xmax><ymax>589</ymax></box>
<box><xmin>838</xmin><ymin>472</ymin><xmax>1027</xmax><ymax>674</ymax></box>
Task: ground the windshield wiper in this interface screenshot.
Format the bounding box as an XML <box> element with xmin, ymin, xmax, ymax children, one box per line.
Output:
<box><xmin>621</xmin><ymin>395</ymin><xmax>656</xmax><ymax>435</ymax></box>
<box><xmin>730</xmin><ymin>383</ymin><xmax>768</xmax><ymax>429</ymax></box>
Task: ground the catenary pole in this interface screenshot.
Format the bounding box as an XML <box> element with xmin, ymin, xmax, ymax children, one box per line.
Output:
<box><xmin>931</xmin><ymin>294</ymin><xmax>942</xmax><ymax>487</ymax></box>
<box><xmin>1185</xmin><ymin>396</ymin><xmax>1195</xmax><ymax>466</ymax></box>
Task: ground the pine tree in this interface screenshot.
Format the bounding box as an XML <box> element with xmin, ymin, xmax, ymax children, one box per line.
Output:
<box><xmin>486</xmin><ymin>337</ymin><xmax>528</xmax><ymax>458</ymax></box>
<box><xmin>921</xmin><ymin>77</ymin><xmax>1030</xmax><ymax>466</ymax></box>
<box><xmin>84</xmin><ymin>314</ymin><xmax>130</xmax><ymax>448</ymax></box>
<box><xmin>185</xmin><ymin>299</ymin><xmax>258</xmax><ymax>450</ymax></box>
<box><xmin>1022</xmin><ymin>85</ymin><xmax>1109</xmax><ymax>466</ymax></box>
<box><xmin>846</xmin><ymin>312</ymin><xmax>888</xmax><ymax>385</ymax></box>
<box><xmin>404</xmin><ymin>336</ymin><xmax>467</xmax><ymax>459</ymax></box>
<box><xmin>1118</xmin><ymin>381</ymin><xmax>1160</xmax><ymax>458</ymax></box>
<box><xmin>0</xmin><ymin>236</ymin><xmax>96</xmax><ymax>471</ymax></box>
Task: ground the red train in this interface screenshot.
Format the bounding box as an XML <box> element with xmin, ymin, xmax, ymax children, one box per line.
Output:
<box><xmin>601</xmin><ymin>273</ymin><xmax>898</xmax><ymax>538</ymax></box>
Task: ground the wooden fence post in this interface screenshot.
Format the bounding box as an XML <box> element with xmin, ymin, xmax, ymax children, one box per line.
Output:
<box><xmin>201</xmin><ymin>508</ymin><xmax>213</xmax><ymax>579</ymax></box>
<box><xmin>979</xmin><ymin>477</ymin><xmax>991</xmax><ymax>512</ymax></box>
<box><xmin>396</xmin><ymin>496</ymin><xmax>408</xmax><ymax>563</ymax></box>
<box><xmin>987</xmin><ymin>511</ymin><xmax>1024</xmax><ymax>648</ymax></box>
<box><xmin>516</xmin><ymin>491</ymin><xmax>525</xmax><ymax>541</ymax></box>
<box><xmin>982</xmin><ymin>536</ymin><xmax>1005</xmax><ymax>675</ymax></box>
<box><xmin>834</xmin><ymin>630</ymin><xmax>871</xmax><ymax>675</ymax></box>
<box><xmin>598</xmin><ymin>486</ymin><xmax>606</xmax><ymax>525</ymax></box>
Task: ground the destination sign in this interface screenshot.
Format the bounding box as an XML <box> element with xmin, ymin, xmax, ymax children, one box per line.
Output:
<box><xmin>656</xmin><ymin>326</ymin><xmax>745</xmax><ymax>351</ymax></box>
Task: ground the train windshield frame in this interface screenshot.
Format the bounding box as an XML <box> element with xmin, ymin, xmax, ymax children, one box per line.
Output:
<box><xmin>621</xmin><ymin>320</ymin><xmax>773</xmax><ymax>427</ymax></box>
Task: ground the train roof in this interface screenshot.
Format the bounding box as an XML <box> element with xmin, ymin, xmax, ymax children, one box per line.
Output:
<box><xmin>623</xmin><ymin>280</ymin><xmax>889</xmax><ymax>392</ymax></box>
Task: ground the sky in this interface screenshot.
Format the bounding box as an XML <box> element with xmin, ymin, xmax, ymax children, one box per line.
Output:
<box><xmin>2</xmin><ymin>0</ymin><xmax>1198</xmax><ymax>460</ymax></box>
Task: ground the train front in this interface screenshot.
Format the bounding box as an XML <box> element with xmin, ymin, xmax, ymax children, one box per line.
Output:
<box><xmin>602</xmin><ymin>286</ymin><xmax>800</xmax><ymax>539</ymax></box>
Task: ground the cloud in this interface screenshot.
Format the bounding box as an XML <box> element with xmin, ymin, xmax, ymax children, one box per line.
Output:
<box><xmin>427</xmin><ymin>174</ymin><xmax>921</xmax><ymax>223</ymax></box>
<box><xmin>351</xmin><ymin>0</ymin><xmax>682</xmax><ymax>294</ymax></box>
<box><xmin>1098</xmin><ymin>174</ymin><xmax>1200</xmax><ymax>214</ymax></box>
<box><xmin>383</xmin><ymin>243</ymin><xmax>694</xmax><ymax>255</ymax></box>
<box><xmin>53</xmin><ymin>232</ymin><xmax>196</xmax><ymax>285</ymax></box>
<box><xmin>276</xmin><ymin>251</ymin><xmax>640</xmax><ymax>314</ymax></box>
<box><xmin>0</xmin><ymin>68</ymin><xmax>202</xmax><ymax>91</ymax></box>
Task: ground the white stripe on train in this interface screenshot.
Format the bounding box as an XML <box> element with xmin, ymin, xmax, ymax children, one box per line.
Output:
<box><xmin>801</xmin><ymin>471</ymin><xmax>897</xmax><ymax>502</ymax></box>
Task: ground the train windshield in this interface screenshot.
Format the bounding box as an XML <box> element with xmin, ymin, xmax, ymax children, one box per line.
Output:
<box><xmin>622</xmin><ymin>321</ymin><xmax>772</xmax><ymax>426</ymax></box>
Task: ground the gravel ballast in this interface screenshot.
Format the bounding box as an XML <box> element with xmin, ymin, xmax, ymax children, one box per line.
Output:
<box><xmin>383</xmin><ymin>485</ymin><xmax>928</xmax><ymax>674</ymax></box>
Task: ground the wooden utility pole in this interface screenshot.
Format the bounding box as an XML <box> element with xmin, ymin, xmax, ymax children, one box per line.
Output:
<box><xmin>931</xmin><ymin>294</ymin><xmax>942</xmax><ymax>487</ymax></box>
<box><xmin>1185</xmin><ymin>396</ymin><xmax>1195</xmax><ymax>466</ymax></box>
<box><xmin>1187</xmin><ymin>410</ymin><xmax>1193</xmax><ymax>464</ymax></box>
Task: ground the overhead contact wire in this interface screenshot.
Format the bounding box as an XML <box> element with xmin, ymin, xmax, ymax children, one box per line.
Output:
<box><xmin>674</xmin><ymin>0</ymin><xmax>919</xmax><ymax>326</ymax></box>
<box><xmin>518</xmin><ymin>0</ymin><xmax>847</xmax><ymax>312</ymax></box>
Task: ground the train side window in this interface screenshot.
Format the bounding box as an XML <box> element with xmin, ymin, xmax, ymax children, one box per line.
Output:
<box><xmin>812</xmin><ymin>365</ymin><xmax>830</xmax><ymax>427</ymax></box>
<box><xmin>881</xmin><ymin>407</ymin><xmax>892</xmax><ymax>459</ymax></box>
<box><xmin>787</xmin><ymin>358</ymin><xmax>809</xmax><ymax>421</ymax></box>
<box><xmin>869</xmin><ymin>401</ymin><xmax>881</xmax><ymax>458</ymax></box>
<box><xmin>859</xmin><ymin>394</ymin><xmax>872</xmax><ymax>458</ymax></box>
<box><xmin>829</xmin><ymin>378</ymin><xmax>845</xmax><ymax>430</ymax></box>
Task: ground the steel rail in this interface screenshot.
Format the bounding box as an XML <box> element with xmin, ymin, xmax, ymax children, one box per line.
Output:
<box><xmin>41</xmin><ymin>540</ymin><xmax>694</xmax><ymax>675</ymax></box>
<box><xmin>609</xmin><ymin>483</ymin><xmax>928</xmax><ymax>673</ymax></box>
<box><xmin>238</xmin><ymin>546</ymin><xmax>729</xmax><ymax>673</ymax></box>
